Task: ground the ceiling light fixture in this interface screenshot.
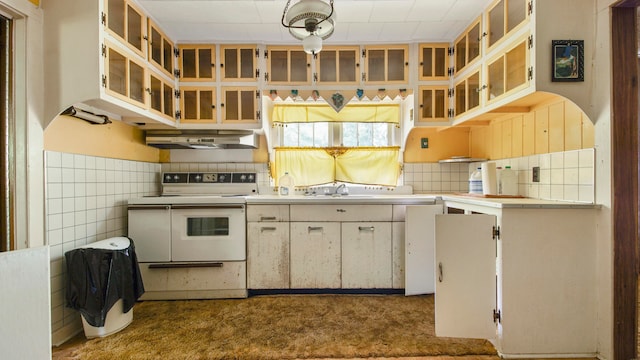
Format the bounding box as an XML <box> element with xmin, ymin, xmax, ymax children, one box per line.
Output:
<box><xmin>281</xmin><ymin>0</ymin><xmax>336</xmax><ymax>55</ymax></box>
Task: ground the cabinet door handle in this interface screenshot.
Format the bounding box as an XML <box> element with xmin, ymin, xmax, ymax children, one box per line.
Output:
<box><xmin>308</xmin><ymin>226</ymin><xmax>323</xmax><ymax>232</ymax></box>
<box><xmin>260</xmin><ymin>227</ymin><xmax>277</xmax><ymax>232</ymax></box>
<box><xmin>260</xmin><ymin>216</ymin><xmax>277</xmax><ymax>221</ymax></box>
<box><xmin>438</xmin><ymin>262</ymin><xmax>443</xmax><ymax>282</ymax></box>
<box><xmin>358</xmin><ymin>226</ymin><xmax>374</xmax><ymax>231</ymax></box>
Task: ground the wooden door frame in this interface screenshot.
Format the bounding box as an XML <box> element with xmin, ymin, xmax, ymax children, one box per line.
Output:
<box><xmin>611</xmin><ymin>2</ymin><xmax>639</xmax><ymax>359</ymax></box>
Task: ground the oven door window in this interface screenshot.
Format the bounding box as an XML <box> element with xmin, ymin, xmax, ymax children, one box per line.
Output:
<box><xmin>187</xmin><ymin>217</ymin><xmax>230</xmax><ymax>236</ymax></box>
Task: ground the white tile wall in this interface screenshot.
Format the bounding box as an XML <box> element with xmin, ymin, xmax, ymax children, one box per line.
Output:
<box><xmin>46</xmin><ymin>151</ymin><xmax>161</xmax><ymax>337</ymax></box>
<box><xmin>404</xmin><ymin>148</ymin><xmax>595</xmax><ymax>202</ymax></box>
<box><xmin>403</xmin><ymin>162</ymin><xmax>469</xmax><ymax>193</ymax></box>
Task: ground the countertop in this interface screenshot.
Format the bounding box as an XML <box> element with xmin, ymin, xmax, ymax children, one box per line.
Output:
<box><xmin>245</xmin><ymin>194</ymin><xmax>438</xmax><ymax>205</ymax></box>
<box><xmin>127</xmin><ymin>193</ymin><xmax>599</xmax><ymax>209</ymax></box>
<box><xmin>440</xmin><ymin>194</ymin><xmax>600</xmax><ymax>209</ymax></box>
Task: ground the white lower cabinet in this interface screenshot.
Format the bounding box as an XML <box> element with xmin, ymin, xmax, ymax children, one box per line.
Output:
<box><xmin>341</xmin><ymin>222</ymin><xmax>392</xmax><ymax>288</ymax></box>
<box><xmin>247</xmin><ymin>222</ymin><xmax>290</xmax><ymax>289</ymax></box>
<box><xmin>436</xmin><ymin>201</ymin><xmax>598</xmax><ymax>357</ymax></box>
<box><xmin>247</xmin><ymin>205</ymin><xmax>290</xmax><ymax>289</ymax></box>
<box><xmin>290</xmin><ymin>221</ymin><xmax>341</xmax><ymax>288</ymax></box>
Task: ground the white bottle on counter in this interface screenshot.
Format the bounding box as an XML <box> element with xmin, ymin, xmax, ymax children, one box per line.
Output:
<box><xmin>278</xmin><ymin>172</ymin><xmax>294</xmax><ymax>196</ymax></box>
<box><xmin>499</xmin><ymin>166</ymin><xmax>518</xmax><ymax>196</ymax></box>
<box><xmin>469</xmin><ymin>168</ymin><xmax>483</xmax><ymax>194</ymax></box>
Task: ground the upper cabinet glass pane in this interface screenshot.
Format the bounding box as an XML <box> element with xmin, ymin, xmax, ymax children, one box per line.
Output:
<box><xmin>421</xmin><ymin>47</ymin><xmax>433</xmax><ymax>78</ymax></box>
<box><xmin>468</xmin><ymin>22</ymin><xmax>481</xmax><ymax>63</ymax></box>
<box><xmin>162</xmin><ymin>38</ymin><xmax>173</xmax><ymax>74</ymax></box>
<box><xmin>107</xmin><ymin>0</ymin><xmax>125</xmax><ymax>39</ymax></box>
<box><xmin>367</xmin><ymin>49</ymin><xmax>385</xmax><ymax>82</ymax></box>
<box><xmin>290</xmin><ymin>50</ymin><xmax>308</xmax><ymax>82</ymax></box>
<box><xmin>505</xmin><ymin>41</ymin><xmax>526</xmax><ymax>91</ymax></box>
<box><xmin>387</xmin><ymin>49</ymin><xmax>405</xmax><ymax>81</ymax></box>
<box><xmin>338</xmin><ymin>50</ymin><xmax>357</xmax><ymax>82</ymax></box>
<box><xmin>507</xmin><ymin>0</ymin><xmax>527</xmax><ymax>32</ymax></box>
<box><xmin>182</xmin><ymin>49</ymin><xmax>197</xmax><ymax>78</ymax></box>
<box><xmin>319</xmin><ymin>50</ymin><xmax>337</xmax><ymax>82</ymax></box>
<box><xmin>240</xmin><ymin>48</ymin><xmax>254</xmax><ymax>78</ymax></box>
<box><xmin>435</xmin><ymin>48</ymin><xmax>446</xmax><ymax>77</ymax></box>
<box><xmin>455</xmin><ymin>37</ymin><xmax>466</xmax><ymax>71</ymax></box>
<box><xmin>489</xmin><ymin>0</ymin><xmax>505</xmax><ymax>47</ymax></box>
<box><xmin>126</xmin><ymin>4</ymin><xmax>143</xmax><ymax>52</ymax></box>
<box><xmin>150</xmin><ymin>27</ymin><xmax>162</xmax><ymax>65</ymax></box>
<box><xmin>198</xmin><ymin>48</ymin><xmax>212</xmax><ymax>79</ymax></box>
<box><xmin>270</xmin><ymin>50</ymin><xmax>288</xmax><ymax>82</ymax></box>
<box><xmin>163</xmin><ymin>83</ymin><xmax>173</xmax><ymax>116</ymax></box>
<box><xmin>224</xmin><ymin>48</ymin><xmax>239</xmax><ymax>78</ymax></box>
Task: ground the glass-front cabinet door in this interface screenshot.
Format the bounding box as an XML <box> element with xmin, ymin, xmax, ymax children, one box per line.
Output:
<box><xmin>315</xmin><ymin>46</ymin><xmax>359</xmax><ymax>84</ymax></box>
<box><xmin>104</xmin><ymin>0</ymin><xmax>146</xmax><ymax>58</ymax></box>
<box><xmin>266</xmin><ymin>46</ymin><xmax>311</xmax><ymax>84</ymax></box>
<box><xmin>180</xmin><ymin>86</ymin><xmax>216</xmax><ymax>123</ymax></box>
<box><xmin>419</xmin><ymin>43</ymin><xmax>449</xmax><ymax>81</ymax></box>
<box><xmin>179</xmin><ymin>45</ymin><xmax>215</xmax><ymax>82</ymax></box>
<box><xmin>364</xmin><ymin>45</ymin><xmax>408</xmax><ymax>83</ymax></box>
<box><xmin>221</xmin><ymin>45</ymin><xmax>257</xmax><ymax>82</ymax></box>
<box><xmin>487</xmin><ymin>0</ymin><xmax>529</xmax><ymax>51</ymax></box>
<box><xmin>104</xmin><ymin>42</ymin><xmax>146</xmax><ymax>109</ymax></box>
<box><xmin>418</xmin><ymin>86</ymin><xmax>448</xmax><ymax>122</ymax></box>
<box><xmin>454</xmin><ymin>70</ymin><xmax>481</xmax><ymax>117</ymax></box>
<box><xmin>148</xmin><ymin>72</ymin><xmax>175</xmax><ymax>122</ymax></box>
<box><xmin>486</xmin><ymin>36</ymin><xmax>529</xmax><ymax>103</ymax></box>
<box><xmin>148</xmin><ymin>19</ymin><xmax>174</xmax><ymax>78</ymax></box>
<box><xmin>454</xmin><ymin>18</ymin><xmax>482</xmax><ymax>74</ymax></box>
<box><xmin>222</xmin><ymin>87</ymin><xmax>258</xmax><ymax>124</ymax></box>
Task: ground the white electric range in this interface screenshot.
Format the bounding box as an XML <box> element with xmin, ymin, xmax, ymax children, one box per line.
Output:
<box><xmin>127</xmin><ymin>172</ymin><xmax>258</xmax><ymax>300</ymax></box>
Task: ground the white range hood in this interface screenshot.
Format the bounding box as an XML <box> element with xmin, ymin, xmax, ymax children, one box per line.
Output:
<box><xmin>145</xmin><ymin>130</ymin><xmax>259</xmax><ymax>149</ymax></box>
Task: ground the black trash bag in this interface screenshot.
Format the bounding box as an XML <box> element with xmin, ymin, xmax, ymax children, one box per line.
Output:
<box><xmin>65</xmin><ymin>237</ymin><xmax>145</xmax><ymax>327</ymax></box>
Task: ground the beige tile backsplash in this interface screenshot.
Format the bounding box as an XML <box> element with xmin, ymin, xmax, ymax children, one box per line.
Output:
<box><xmin>405</xmin><ymin>148</ymin><xmax>595</xmax><ymax>203</ymax></box>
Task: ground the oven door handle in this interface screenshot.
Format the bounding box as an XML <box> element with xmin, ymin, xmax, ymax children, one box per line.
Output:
<box><xmin>128</xmin><ymin>205</ymin><xmax>171</xmax><ymax>210</ymax></box>
<box><xmin>148</xmin><ymin>262</ymin><xmax>224</xmax><ymax>269</ymax></box>
<box><xmin>170</xmin><ymin>205</ymin><xmax>245</xmax><ymax>210</ymax></box>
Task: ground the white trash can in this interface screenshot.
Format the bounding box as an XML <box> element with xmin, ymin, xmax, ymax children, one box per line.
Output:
<box><xmin>69</xmin><ymin>237</ymin><xmax>137</xmax><ymax>338</ymax></box>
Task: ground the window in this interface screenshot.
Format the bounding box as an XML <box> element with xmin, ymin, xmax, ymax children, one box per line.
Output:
<box><xmin>281</xmin><ymin>122</ymin><xmax>392</xmax><ymax>147</ymax></box>
<box><xmin>273</xmin><ymin>103</ymin><xmax>401</xmax><ymax>187</ymax></box>
<box><xmin>0</xmin><ymin>13</ymin><xmax>12</xmax><ymax>252</ymax></box>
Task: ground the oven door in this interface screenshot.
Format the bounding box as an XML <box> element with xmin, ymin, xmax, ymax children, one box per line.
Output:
<box><xmin>170</xmin><ymin>204</ymin><xmax>246</xmax><ymax>262</ymax></box>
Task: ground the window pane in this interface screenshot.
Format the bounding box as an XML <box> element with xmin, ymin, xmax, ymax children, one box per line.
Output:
<box><xmin>314</xmin><ymin>123</ymin><xmax>329</xmax><ymax>147</ymax></box>
<box><xmin>342</xmin><ymin>123</ymin><xmax>357</xmax><ymax>146</ymax></box>
<box><xmin>298</xmin><ymin>123</ymin><xmax>314</xmax><ymax>146</ymax></box>
<box><xmin>358</xmin><ymin>123</ymin><xmax>373</xmax><ymax>146</ymax></box>
<box><xmin>372</xmin><ymin>123</ymin><xmax>388</xmax><ymax>146</ymax></box>
<box><xmin>283</xmin><ymin>124</ymin><xmax>299</xmax><ymax>146</ymax></box>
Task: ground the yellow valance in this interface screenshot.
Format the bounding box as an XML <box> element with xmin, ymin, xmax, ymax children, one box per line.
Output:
<box><xmin>272</xmin><ymin>103</ymin><xmax>400</xmax><ymax>124</ymax></box>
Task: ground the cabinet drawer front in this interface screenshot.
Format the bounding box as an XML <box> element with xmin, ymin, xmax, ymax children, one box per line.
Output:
<box><xmin>139</xmin><ymin>261</ymin><xmax>246</xmax><ymax>291</ymax></box>
<box><xmin>290</xmin><ymin>204</ymin><xmax>392</xmax><ymax>222</ymax></box>
<box><xmin>247</xmin><ymin>204</ymin><xmax>290</xmax><ymax>222</ymax></box>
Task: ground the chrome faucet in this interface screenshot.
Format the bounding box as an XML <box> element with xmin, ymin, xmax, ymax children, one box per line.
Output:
<box><xmin>334</xmin><ymin>183</ymin><xmax>347</xmax><ymax>195</ymax></box>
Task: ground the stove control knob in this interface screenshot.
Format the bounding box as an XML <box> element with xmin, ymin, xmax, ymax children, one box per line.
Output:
<box><xmin>219</xmin><ymin>175</ymin><xmax>226</xmax><ymax>182</ymax></box>
<box><xmin>248</xmin><ymin>174</ymin><xmax>255</xmax><ymax>181</ymax></box>
<box><xmin>194</xmin><ymin>175</ymin><xmax>202</xmax><ymax>182</ymax></box>
<box><xmin>165</xmin><ymin>174</ymin><xmax>172</xmax><ymax>182</ymax></box>
<box><xmin>173</xmin><ymin>174</ymin><xmax>179</xmax><ymax>181</ymax></box>
<box><xmin>240</xmin><ymin>174</ymin><xmax>246</xmax><ymax>181</ymax></box>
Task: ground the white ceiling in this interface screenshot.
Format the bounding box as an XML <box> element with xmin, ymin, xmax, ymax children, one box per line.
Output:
<box><xmin>137</xmin><ymin>0</ymin><xmax>494</xmax><ymax>44</ymax></box>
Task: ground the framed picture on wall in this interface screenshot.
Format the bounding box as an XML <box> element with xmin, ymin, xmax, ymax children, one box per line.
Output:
<box><xmin>552</xmin><ymin>40</ymin><xmax>584</xmax><ymax>82</ymax></box>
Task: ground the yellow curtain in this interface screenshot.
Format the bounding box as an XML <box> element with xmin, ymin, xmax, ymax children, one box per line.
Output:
<box><xmin>273</xmin><ymin>147</ymin><xmax>400</xmax><ymax>187</ymax></box>
<box><xmin>335</xmin><ymin>148</ymin><xmax>400</xmax><ymax>186</ymax></box>
<box><xmin>273</xmin><ymin>148</ymin><xmax>335</xmax><ymax>187</ymax></box>
<box><xmin>272</xmin><ymin>104</ymin><xmax>400</xmax><ymax>124</ymax></box>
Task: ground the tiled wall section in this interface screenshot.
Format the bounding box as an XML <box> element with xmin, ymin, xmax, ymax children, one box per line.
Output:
<box><xmin>405</xmin><ymin>148</ymin><xmax>595</xmax><ymax>203</ymax></box>
<box><xmin>403</xmin><ymin>162</ymin><xmax>470</xmax><ymax>193</ymax></box>
<box><xmin>160</xmin><ymin>162</ymin><xmax>271</xmax><ymax>188</ymax></box>
<box><xmin>46</xmin><ymin>151</ymin><xmax>161</xmax><ymax>340</ymax></box>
